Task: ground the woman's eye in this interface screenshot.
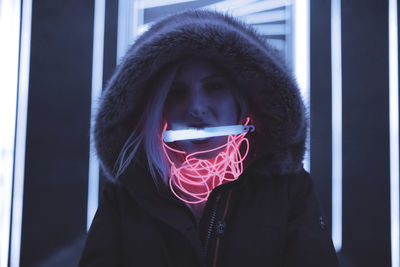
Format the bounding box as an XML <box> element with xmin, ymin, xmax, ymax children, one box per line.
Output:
<box><xmin>205</xmin><ymin>81</ymin><xmax>226</xmax><ymax>91</ymax></box>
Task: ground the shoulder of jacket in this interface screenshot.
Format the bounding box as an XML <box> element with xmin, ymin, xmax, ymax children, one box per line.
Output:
<box><xmin>280</xmin><ymin>169</ymin><xmax>313</xmax><ymax>202</ymax></box>
<box><xmin>244</xmin><ymin>168</ymin><xmax>312</xmax><ymax>197</ymax></box>
<box><xmin>100</xmin><ymin>179</ymin><xmax>127</xmax><ymax>202</ymax></box>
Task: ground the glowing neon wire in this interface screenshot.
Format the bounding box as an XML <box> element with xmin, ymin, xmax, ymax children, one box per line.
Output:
<box><xmin>162</xmin><ymin>118</ymin><xmax>252</xmax><ymax>204</ymax></box>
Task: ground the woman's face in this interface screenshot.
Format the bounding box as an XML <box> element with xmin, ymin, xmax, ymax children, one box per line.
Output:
<box><xmin>163</xmin><ymin>59</ymin><xmax>239</xmax><ymax>156</ymax></box>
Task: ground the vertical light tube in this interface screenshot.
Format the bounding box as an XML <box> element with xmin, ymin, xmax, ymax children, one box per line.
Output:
<box><xmin>10</xmin><ymin>0</ymin><xmax>33</xmax><ymax>266</ymax></box>
<box><xmin>87</xmin><ymin>0</ymin><xmax>106</xmax><ymax>230</ymax></box>
<box><xmin>132</xmin><ymin>0</ymin><xmax>144</xmax><ymax>43</ymax></box>
<box><xmin>293</xmin><ymin>0</ymin><xmax>310</xmax><ymax>172</ymax></box>
<box><xmin>117</xmin><ymin>0</ymin><xmax>131</xmax><ymax>63</ymax></box>
<box><xmin>331</xmin><ymin>0</ymin><xmax>342</xmax><ymax>252</ymax></box>
<box><xmin>389</xmin><ymin>0</ymin><xmax>399</xmax><ymax>266</ymax></box>
<box><xmin>117</xmin><ymin>0</ymin><xmax>143</xmax><ymax>63</ymax></box>
<box><xmin>0</xmin><ymin>1</ymin><xmax>21</xmax><ymax>266</ymax></box>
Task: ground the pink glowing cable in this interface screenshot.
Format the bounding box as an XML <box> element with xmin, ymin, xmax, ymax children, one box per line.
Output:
<box><xmin>162</xmin><ymin>118</ymin><xmax>252</xmax><ymax>204</ymax></box>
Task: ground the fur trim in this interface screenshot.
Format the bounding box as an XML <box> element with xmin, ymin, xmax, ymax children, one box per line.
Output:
<box><xmin>94</xmin><ymin>10</ymin><xmax>307</xmax><ymax>178</ymax></box>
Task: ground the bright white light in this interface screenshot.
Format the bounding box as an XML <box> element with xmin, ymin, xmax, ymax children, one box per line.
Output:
<box><xmin>163</xmin><ymin>125</ymin><xmax>255</xmax><ymax>142</ymax></box>
<box><xmin>227</xmin><ymin>0</ymin><xmax>290</xmax><ymax>17</ymax></box>
<box><xmin>331</xmin><ymin>0</ymin><xmax>342</xmax><ymax>252</ymax></box>
<box><xmin>293</xmin><ymin>0</ymin><xmax>310</xmax><ymax>172</ymax></box>
<box><xmin>87</xmin><ymin>0</ymin><xmax>106</xmax><ymax>231</ymax></box>
<box><xmin>117</xmin><ymin>0</ymin><xmax>144</xmax><ymax>62</ymax></box>
<box><xmin>0</xmin><ymin>1</ymin><xmax>21</xmax><ymax>267</ymax></box>
<box><xmin>140</xmin><ymin>0</ymin><xmax>197</xmax><ymax>9</ymax></box>
<box><xmin>293</xmin><ymin>0</ymin><xmax>310</xmax><ymax>110</ymax></box>
<box><xmin>138</xmin><ymin>24</ymin><xmax>150</xmax><ymax>36</ymax></box>
<box><xmin>252</xmin><ymin>24</ymin><xmax>286</xmax><ymax>36</ymax></box>
<box><xmin>131</xmin><ymin>0</ymin><xmax>144</xmax><ymax>43</ymax></box>
<box><xmin>241</xmin><ymin>9</ymin><xmax>287</xmax><ymax>24</ymax></box>
<box><xmin>117</xmin><ymin>0</ymin><xmax>131</xmax><ymax>62</ymax></box>
<box><xmin>4</xmin><ymin>0</ymin><xmax>32</xmax><ymax>267</ymax></box>
<box><xmin>389</xmin><ymin>0</ymin><xmax>399</xmax><ymax>266</ymax></box>
<box><xmin>203</xmin><ymin>0</ymin><xmax>259</xmax><ymax>13</ymax></box>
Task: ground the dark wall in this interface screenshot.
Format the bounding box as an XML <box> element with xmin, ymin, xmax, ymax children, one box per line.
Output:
<box><xmin>21</xmin><ymin>0</ymin><xmax>94</xmax><ymax>266</ymax></box>
<box><xmin>19</xmin><ymin>1</ymin><xmax>119</xmax><ymax>265</ymax></box>
<box><xmin>310</xmin><ymin>0</ymin><xmax>332</xmax><ymax>234</ymax></box>
<box><xmin>311</xmin><ymin>0</ymin><xmax>391</xmax><ymax>266</ymax></box>
<box><xmin>341</xmin><ymin>0</ymin><xmax>390</xmax><ymax>266</ymax></box>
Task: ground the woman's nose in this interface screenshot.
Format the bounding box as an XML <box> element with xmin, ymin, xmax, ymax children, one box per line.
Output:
<box><xmin>187</xmin><ymin>89</ymin><xmax>209</xmax><ymax>119</ymax></box>
<box><xmin>189</xmin><ymin>107</ymin><xmax>207</xmax><ymax>119</ymax></box>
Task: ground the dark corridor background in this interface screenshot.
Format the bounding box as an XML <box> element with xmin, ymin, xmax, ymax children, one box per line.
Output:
<box><xmin>10</xmin><ymin>0</ymin><xmax>397</xmax><ymax>266</ymax></box>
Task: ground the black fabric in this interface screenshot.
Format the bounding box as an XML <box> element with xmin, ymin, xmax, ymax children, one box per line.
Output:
<box><xmin>79</xmin><ymin>163</ymin><xmax>338</xmax><ymax>267</ymax></box>
<box><xmin>80</xmin><ymin>9</ymin><xmax>338</xmax><ymax>267</ymax></box>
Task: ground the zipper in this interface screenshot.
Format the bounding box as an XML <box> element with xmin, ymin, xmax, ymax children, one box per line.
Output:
<box><xmin>203</xmin><ymin>189</ymin><xmax>233</xmax><ymax>267</ymax></box>
<box><xmin>204</xmin><ymin>192</ymin><xmax>221</xmax><ymax>258</ymax></box>
<box><xmin>212</xmin><ymin>189</ymin><xmax>232</xmax><ymax>267</ymax></box>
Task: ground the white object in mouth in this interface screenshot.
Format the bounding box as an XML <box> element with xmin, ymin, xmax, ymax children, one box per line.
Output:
<box><xmin>163</xmin><ymin>125</ymin><xmax>255</xmax><ymax>143</ymax></box>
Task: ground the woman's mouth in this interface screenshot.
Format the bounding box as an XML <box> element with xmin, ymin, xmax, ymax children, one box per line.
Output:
<box><xmin>190</xmin><ymin>137</ymin><xmax>213</xmax><ymax>144</ymax></box>
<box><xmin>188</xmin><ymin>122</ymin><xmax>212</xmax><ymax>128</ymax></box>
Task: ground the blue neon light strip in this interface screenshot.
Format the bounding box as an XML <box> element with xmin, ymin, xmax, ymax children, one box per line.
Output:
<box><xmin>0</xmin><ymin>1</ymin><xmax>21</xmax><ymax>266</ymax></box>
<box><xmin>331</xmin><ymin>0</ymin><xmax>343</xmax><ymax>252</ymax></box>
<box><xmin>87</xmin><ymin>0</ymin><xmax>105</xmax><ymax>231</ymax></box>
<box><xmin>142</xmin><ymin>0</ymin><xmax>197</xmax><ymax>9</ymax></box>
<box><xmin>389</xmin><ymin>0</ymin><xmax>399</xmax><ymax>266</ymax></box>
<box><xmin>117</xmin><ymin>0</ymin><xmax>131</xmax><ymax>63</ymax></box>
<box><xmin>10</xmin><ymin>0</ymin><xmax>32</xmax><ymax>266</ymax></box>
<box><xmin>163</xmin><ymin>125</ymin><xmax>255</xmax><ymax>143</ymax></box>
<box><xmin>293</xmin><ymin>0</ymin><xmax>310</xmax><ymax>172</ymax></box>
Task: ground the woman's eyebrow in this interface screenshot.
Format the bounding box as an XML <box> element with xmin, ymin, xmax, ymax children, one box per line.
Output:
<box><xmin>201</xmin><ymin>74</ymin><xmax>225</xmax><ymax>82</ymax></box>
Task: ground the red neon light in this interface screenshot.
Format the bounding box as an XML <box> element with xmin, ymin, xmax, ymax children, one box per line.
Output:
<box><xmin>162</xmin><ymin>118</ymin><xmax>251</xmax><ymax>204</ymax></box>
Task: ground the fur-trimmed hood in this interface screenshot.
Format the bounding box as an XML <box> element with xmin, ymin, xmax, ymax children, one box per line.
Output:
<box><xmin>94</xmin><ymin>9</ymin><xmax>307</xmax><ymax>179</ymax></box>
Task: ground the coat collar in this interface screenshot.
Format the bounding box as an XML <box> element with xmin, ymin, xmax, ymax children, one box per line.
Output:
<box><xmin>119</xmin><ymin>163</ymin><xmax>206</xmax><ymax>264</ymax></box>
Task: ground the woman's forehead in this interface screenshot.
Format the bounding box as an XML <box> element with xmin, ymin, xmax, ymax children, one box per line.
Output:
<box><xmin>174</xmin><ymin>59</ymin><xmax>225</xmax><ymax>83</ymax></box>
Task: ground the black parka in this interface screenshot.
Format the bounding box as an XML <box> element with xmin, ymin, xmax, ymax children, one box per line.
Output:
<box><xmin>80</xmin><ymin>162</ymin><xmax>338</xmax><ymax>267</ymax></box>
<box><xmin>79</xmin><ymin>9</ymin><xmax>338</xmax><ymax>267</ymax></box>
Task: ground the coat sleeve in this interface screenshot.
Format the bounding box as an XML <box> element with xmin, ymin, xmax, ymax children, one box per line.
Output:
<box><xmin>79</xmin><ymin>182</ymin><xmax>122</xmax><ymax>267</ymax></box>
<box><xmin>283</xmin><ymin>170</ymin><xmax>339</xmax><ymax>267</ymax></box>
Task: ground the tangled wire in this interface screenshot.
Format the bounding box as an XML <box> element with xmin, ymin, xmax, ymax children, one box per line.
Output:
<box><xmin>162</xmin><ymin>118</ymin><xmax>251</xmax><ymax>204</ymax></box>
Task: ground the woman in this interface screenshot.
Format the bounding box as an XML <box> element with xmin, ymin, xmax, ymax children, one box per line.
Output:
<box><xmin>79</xmin><ymin>10</ymin><xmax>338</xmax><ymax>267</ymax></box>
